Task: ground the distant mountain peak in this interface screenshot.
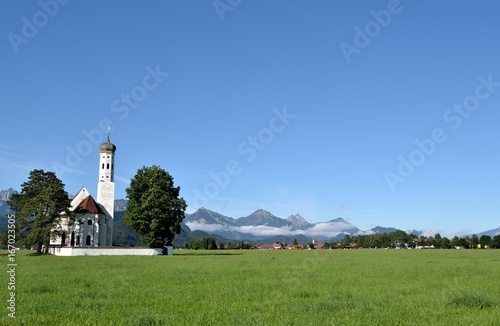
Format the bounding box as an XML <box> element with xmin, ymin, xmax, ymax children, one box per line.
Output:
<box><xmin>184</xmin><ymin>208</ymin><xmax>236</xmax><ymax>226</ymax></box>
<box><xmin>114</xmin><ymin>199</ymin><xmax>128</xmax><ymax>212</ymax></box>
<box><xmin>329</xmin><ymin>217</ymin><xmax>348</xmax><ymax>223</ymax></box>
<box><xmin>0</xmin><ymin>188</ymin><xmax>17</xmax><ymax>201</ymax></box>
<box><xmin>287</xmin><ymin>214</ymin><xmax>311</xmax><ymax>229</ymax></box>
<box><xmin>0</xmin><ymin>189</ymin><xmax>18</xmax><ymax>221</ymax></box>
<box><xmin>239</xmin><ymin>209</ymin><xmax>288</xmax><ymax>227</ymax></box>
<box><xmin>252</xmin><ymin>209</ymin><xmax>273</xmax><ymax>216</ymax></box>
<box><xmin>196</xmin><ymin>207</ymin><xmax>220</xmax><ymax>214</ymax></box>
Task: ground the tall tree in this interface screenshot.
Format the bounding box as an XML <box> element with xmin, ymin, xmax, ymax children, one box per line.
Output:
<box><xmin>8</xmin><ymin>169</ymin><xmax>71</xmax><ymax>254</ymax></box>
<box><xmin>123</xmin><ymin>165</ymin><xmax>187</xmax><ymax>249</ymax></box>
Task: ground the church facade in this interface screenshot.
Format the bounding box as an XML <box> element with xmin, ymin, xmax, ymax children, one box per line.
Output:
<box><xmin>51</xmin><ymin>133</ymin><xmax>116</xmax><ymax>247</ymax></box>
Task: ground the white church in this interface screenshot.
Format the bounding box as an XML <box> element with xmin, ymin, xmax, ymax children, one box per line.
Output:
<box><xmin>51</xmin><ymin>132</ymin><xmax>116</xmax><ymax>247</ymax></box>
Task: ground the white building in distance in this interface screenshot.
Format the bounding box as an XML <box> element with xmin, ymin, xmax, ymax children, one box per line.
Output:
<box><xmin>51</xmin><ymin>132</ymin><xmax>116</xmax><ymax>247</ymax></box>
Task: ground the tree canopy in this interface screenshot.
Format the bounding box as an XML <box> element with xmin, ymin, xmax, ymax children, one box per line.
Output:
<box><xmin>123</xmin><ymin>165</ymin><xmax>187</xmax><ymax>248</ymax></box>
<box><xmin>190</xmin><ymin>237</ymin><xmax>217</xmax><ymax>250</ymax></box>
<box><xmin>8</xmin><ymin>169</ymin><xmax>71</xmax><ymax>254</ymax></box>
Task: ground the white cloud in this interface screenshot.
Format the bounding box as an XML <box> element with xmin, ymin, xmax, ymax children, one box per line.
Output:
<box><xmin>186</xmin><ymin>222</ymin><xmax>297</xmax><ymax>237</ymax></box>
<box><xmin>419</xmin><ymin>229</ymin><xmax>442</xmax><ymax>238</ymax></box>
<box><xmin>353</xmin><ymin>230</ymin><xmax>375</xmax><ymax>236</ymax></box>
<box><xmin>303</xmin><ymin>221</ymin><xmax>355</xmax><ymax>238</ymax></box>
<box><xmin>185</xmin><ymin>220</ymin><xmax>356</xmax><ymax>239</ymax></box>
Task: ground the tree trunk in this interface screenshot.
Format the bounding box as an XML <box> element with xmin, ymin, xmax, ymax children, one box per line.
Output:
<box><xmin>44</xmin><ymin>239</ymin><xmax>50</xmax><ymax>254</ymax></box>
<box><xmin>36</xmin><ymin>240</ymin><xmax>43</xmax><ymax>254</ymax></box>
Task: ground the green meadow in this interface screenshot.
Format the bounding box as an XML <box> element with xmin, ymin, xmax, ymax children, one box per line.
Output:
<box><xmin>1</xmin><ymin>249</ymin><xmax>499</xmax><ymax>325</ymax></box>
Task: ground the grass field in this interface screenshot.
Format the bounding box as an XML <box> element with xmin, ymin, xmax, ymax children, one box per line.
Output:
<box><xmin>1</xmin><ymin>249</ymin><xmax>499</xmax><ymax>325</ymax></box>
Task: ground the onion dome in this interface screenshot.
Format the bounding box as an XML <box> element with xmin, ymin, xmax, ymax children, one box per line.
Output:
<box><xmin>100</xmin><ymin>130</ymin><xmax>116</xmax><ymax>153</ymax></box>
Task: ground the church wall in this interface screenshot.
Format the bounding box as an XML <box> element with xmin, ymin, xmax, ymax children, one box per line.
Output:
<box><xmin>51</xmin><ymin>212</ymin><xmax>108</xmax><ymax>247</ymax></box>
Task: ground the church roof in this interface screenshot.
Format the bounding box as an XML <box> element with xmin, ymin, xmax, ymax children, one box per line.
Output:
<box><xmin>73</xmin><ymin>194</ymin><xmax>104</xmax><ymax>215</ymax></box>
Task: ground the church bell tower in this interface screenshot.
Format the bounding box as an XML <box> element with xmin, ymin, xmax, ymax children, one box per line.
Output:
<box><xmin>97</xmin><ymin>129</ymin><xmax>116</xmax><ymax>246</ymax></box>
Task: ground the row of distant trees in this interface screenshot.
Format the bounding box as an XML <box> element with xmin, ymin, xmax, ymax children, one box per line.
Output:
<box><xmin>336</xmin><ymin>232</ymin><xmax>500</xmax><ymax>249</ymax></box>
<box><xmin>188</xmin><ymin>232</ymin><xmax>500</xmax><ymax>251</ymax></box>
<box><xmin>189</xmin><ymin>238</ymin><xmax>253</xmax><ymax>250</ymax></box>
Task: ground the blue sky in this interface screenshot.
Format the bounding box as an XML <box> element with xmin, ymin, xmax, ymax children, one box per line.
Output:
<box><xmin>1</xmin><ymin>0</ymin><xmax>500</xmax><ymax>237</ymax></box>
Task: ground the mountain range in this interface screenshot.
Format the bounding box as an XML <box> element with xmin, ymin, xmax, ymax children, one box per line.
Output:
<box><xmin>184</xmin><ymin>207</ymin><xmax>404</xmax><ymax>242</ymax></box>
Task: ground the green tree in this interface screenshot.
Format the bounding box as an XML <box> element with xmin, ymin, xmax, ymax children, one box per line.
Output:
<box><xmin>190</xmin><ymin>238</ymin><xmax>202</xmax><ymax>250</ymax></box>
<box><xmin>470</xmin><ymin>234</ymin><xmax>479</xmax><ymax>248</ymax></box>
<box><xmin>490</xmin><ymin>235</ymin><xmax>500</xmax><ymax>249</ymax></box>
<box><xmin>124</xmin><ymin>165</ymin><xmax>187</xmax><ymax>249</ymax></box>
<box><xmin>450</xmin><ymin>236</ymin><xmax>461</xmax><ymax>248</ymax></box>
<box><xmin>479</xmin><ymin>235</ymin><xmax>491</xmax><ymax>248</ymax></box>
<box><xmin>8</xmin><ymin>169</ymin><xmax>71</xmax><ymax>254</ymax></box>
<box><xmin>353</xmin><ymin>235</ymin><xmax>365</xmax><ymax>248</ymax></box>
<box><xmin>380</xmin><ymin>234</ymin><xmax>391</xmax><ymax>248</ymax></box>
<box><xmin>458</xmin><ymin>237</ymin><xmax>468</xmax><ymax>248</ymax></box>
<box><xmin>293</xmin><ymin>238</ymin><xmax>298</xmax><ymax>246</ymax></box>
<box><xmin>394</xmin><ymin>230</ymin><xmax>410</xmax><ymax>246</ymax></box>
<box><xmin>190</xmin><ymin>237</ymin><xmax>217</xmax><ymax>250</ymax></box>
<box><xmin>341</xmin><ymin>235</ymin><xmax>351</xmax><ymax>248</ymax></box>
<box><xmin>441</xmin><ymin>237</ymin><xmax>451</xmax><ymax>249</ymax></box>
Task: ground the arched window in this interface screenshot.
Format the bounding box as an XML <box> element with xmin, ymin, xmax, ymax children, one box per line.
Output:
<box><xmin>76</xmin><ymin>235</ymin><xmax>80</xmax><ymax>246</ymax></box>
<box><xmin>107</xmin><ymin>163</ymin><xmax>110</xmax><ymax>169</ymax></box>
<box><xmin>102</xmin><ymin>163</ymin><xmax>104</xmax><ymax>169</ymax></box>
<box><xmin>61</xmin><ymin>232</ymin><xmax>66</xmax><ymax>246</ymax></box>
<box><xmin>87</xmin><ymin>220</ymin><xmax>92</xmax><ymax>225</ymax></box>
<box><xmin>86</xmin><ymin>235</ymin><xmax>91</xmax><ymax>246</ymax></box>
